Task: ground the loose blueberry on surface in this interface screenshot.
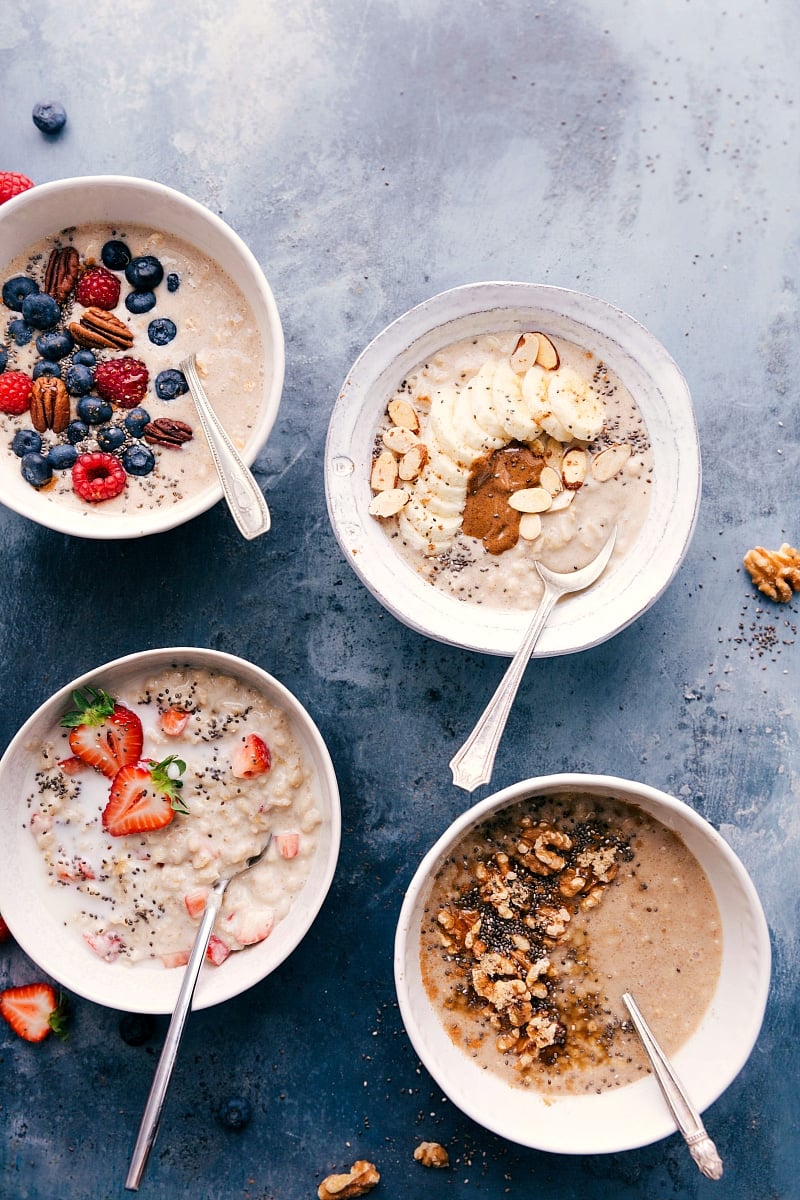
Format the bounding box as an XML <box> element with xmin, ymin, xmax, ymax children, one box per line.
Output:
<box><xmin>121</xmin><ymin>443</ymin><xmax>156</xmax><ymax>476</ymax></box>
<box><xmin>166</xmin><ymin>272</ymin><xmax>180</xmax><ymax>292</ymax></box>
<box><xmin>123</xmin><ymin>407</ymin><xmax>151</xmax><ymax>437</ymax></box>
<box><xmin>64</xmin><ymin>363</ymin><xmax>94</xmax><ymax>396</ymax></box>
<box><xmin>21</xmin><ymin>292</ymin><xmax>61</xmax><ymax>330</ymax></box>
<box><xmin>12</xmin><ymin>429</ymin><xmax>42</xmax><ymax>457</ymax></box>
<box><xmin>101</xmin><ymin>240</ymin><xmax>132</xmax><ymax>271</ymax></box>
<box><xmin>32</xmin><ymin>101</ymin><xmax>67</xmax><ymax>134</ymax></box>
<box><xmin>8</xmin><ymin>318</ymin><xmax>33</xmax><ymax>346</ymax></box>
<box><xmin>2</xmin><ymin>275</ymin><xmax>39</xmax><ymax>311</ymax></box>
<box><xmin>21</xmin><ymin>451</ymin><xmax>53</xmax><ymax>488</ymax></box>
<box><xmin>72</xmin><ymin>349</ymin><xmax>97</xmax><ymax>368</ymax></box>
<box><xmin>36</xmin><ymin>329</ymin><xmax>74</xmax><ymax>361</ymax></box>
<box><xmin>77</xmin><ymin>395</ymin><xmax>113</xmax><ymax>425</ymax></box>
<box><xmin>216</xmin><ymin>1097</ymin><xmax>252</xmax><ymax>1131</ymax></box>
<box><xmin>125</xmin><ymin>290</ymin><xmax>157</xmax><ymax>315</ymax></box>
<box><xmin>97</xmin><ymin>424</ymin><xmax>126</xmax><ymax>453</ymax></box>
<box><xmin>32</xmin><ymin>360</ymin><xmax>62</xmax><ymax>379</ymax></box>
<box><xmin>0</xmin><ymin>347</ymin><xmax>7</xmax><ymax>373</ymax></box>
<box><xmin>66</xmin><ymin>420</ymin><xmax>90</xmax><ymax>445</ymax></box>
<box><xmin>48</xmin><ymin>443</ymin><xmax>78</xmax><ymax>470</ymax></box>
<box><xmin>125</xmin><ymin>255</ymin><xmax>164</xmax><ymax>290</ymax></box>
<box><xmin>118</xmin><ymin>1012</ymin><xmax>155</xmax><ymax>1047</ymax></box>
<box><xmin>147</xmin><ymin>317</ymin><xmax>177</xmax><ymax>347</ymax></box>
<box><xmin>155</xmin><ymin>369</ymin><xmax>188</xmax><ymax>400</ymax></box>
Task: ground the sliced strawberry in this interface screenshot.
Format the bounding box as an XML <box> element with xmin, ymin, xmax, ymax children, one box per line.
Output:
<box><xmin>56</xmin><ymin>856</ymin><xmax>95</xmax><ymax>882</ymax></box>
<box><xmin>161</xmin><ymin>949</ymin><xmax>190</xmax><ymax>969</ymax></box>
<box><xmin>83</xmin><ymin>930</ymin><xmax>122</xmax><ymax>962</ymax></box>
<box><xmin>230</xmin><ymin>733</ymin><xmax>271</xmax><ymax>779</ymax></box>
<box><xmin>0</xmin><ymin>983</ymin><xmax>66</xmax><ymax>1042</ymax></box>
<box><xmin>222</xmin><ymin>905</ymin><xmax>274</xmax><ymax>947</ymax></box>
<box><xmin>274</xmin><ymin>832</ymin><xmax>300</xmax><ymax>860</ymax></box>
<box><xmin>159</xmin><ymin>707</ymin><xmax>190</xmax><ymax>737</ymax></box>
<box><xmin>184</xmin><ymin>886</ymin><xmax>210</xmax><ymax>919</ymax></box>
<box><xmin>102</xmin><ymin>755</ymin><xmax>188</xmax><ymax>837</ymax></box>
<box><xmin>60</xmin><ymin>686</ymin><xmax>143</xmax><ymax>778</ymax></box>
<box><xmin>0</xmin><ymin>915</ymin><xmax>11</xmax><ymax>943</ymax></box>
<box><xmin>58</xmin><ymin>755</ymin><xmax>87</xmax><ymax>775</ymax></box>
<box><xmin>206</xmin><ymin>935</ymin><xmax>230</xmax><ymax>965</ymax></box>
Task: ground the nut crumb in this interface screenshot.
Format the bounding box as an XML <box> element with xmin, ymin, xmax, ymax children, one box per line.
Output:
<box><xmin>414</xmin><ymin>1141</ymin><xmax>449</xmax><ymax>1168</ymax></box>
<box><xmin>743</xmin><ymin>543</ymin><xmax>800</xmax><ymax>602</ymax></box>
<box><xmin>317</xmin><ymin>1161</ymin><xmax>380</xmax><ymax>1199</ymax></box>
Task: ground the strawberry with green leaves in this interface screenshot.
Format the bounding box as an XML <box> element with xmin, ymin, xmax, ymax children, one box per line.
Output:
<box><xmin>102</xmin><ymin>755</ymin><xmax>189</xmax><ymax>837</ymax></box>
<box><xmin>60</xmin><ymin>687</ymin><xmax>143</xmax><ymax>779</ymax></box>
<box><xmin>0</xmin><ymin>983</ymin><xmax>67</xmax><ymax>1042</ymax></box>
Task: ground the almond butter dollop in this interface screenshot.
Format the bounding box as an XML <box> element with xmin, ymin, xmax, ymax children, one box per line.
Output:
<box><xmin>462</xmin><ymin>442</ymin><xmax>544</xmax><ymax>554</ymax></box>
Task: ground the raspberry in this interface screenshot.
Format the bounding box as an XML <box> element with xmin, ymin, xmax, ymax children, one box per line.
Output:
<box><xmin>0</xmin><ymin>172</ymin><xmax>34</xmax><ymax>205</ymax></box>
<box><xmin>72</xmin><ymin>451</ymin><xmax>127</xmax><ymax>503</ymax></box>
<box><xmin>94</xmin><ymin>357</ymin><xmax>149</xmax><ymax>409</ymax></box>
<box><xmin>76</xmin><ymin>266</ymin><xmax>121</xmax><ymax>311</ymax></box>
<box><xmin>0</xmin><ymin>371</ymin><xmax>33</xmax><ymax>415</ymax></box>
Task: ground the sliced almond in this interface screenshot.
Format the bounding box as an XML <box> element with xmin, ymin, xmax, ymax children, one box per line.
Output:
<box><xmin>591</xmin><ymin>442</ymin><xmax>632</xmax><ymax>482</ymax></box>
<box><xmin>510</xmin><ymin>332</ymin><xmax>540</xmax><ymax>374</ymax></box>
<box><xmin>382</xmin><ymin>425</ymin><xmax>420</xmax><ymax>456</ymax></box>
<box><xmin>368</xmin><ymin>488</ymin><xmax>410</xmax><ymax>518</ymax></box>
<box><xmin>370</xmin><ymin>449</ymin><xmax>399</xmax><ymax>492</ymax></box>
<box><xmin>508</xmin><ymin>487</ymin><xmax>553</xmax><ymax>514</ymax></box>
<box><xmin>387</xmin><ymin>398</ymin><xmax>420</xmax><ymax>432</ymax></box>
<box><xmin>548</xmin><ymin>487</ymin><xmax>575</xmax><ymax>512</ymax></box>
<box><xmin>518</xmin><ymin>512</ymin><xmax>542</xmax><ymax>541</ymax></box>
<box><xmin>398</xmin><ymin>443</ymin><xmax>429</xmax><ymax>481</ymax></box>
<box><xmin>539</xmin><ymin>465</ymin><xmax>563</xmax><ymax>496</ymax></box>
<box><xmin>542</xmin><ymin>435</ymin><xmax>564</xmax><ymax>471</ymax></box>
<box><xmin>561</xmin><ymin>447</ymin><xmax>587</xmax><ymax>490</ymax></box>
<box><xmin>534</xmin><ymin>332</ymin><xmax>560</xmax><ymax>370</ymax></box>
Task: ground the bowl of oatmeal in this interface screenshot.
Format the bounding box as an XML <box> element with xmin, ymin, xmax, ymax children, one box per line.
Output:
<box><xmin>325</xmin><ymin>283</ymin><xmax>700</xmax><ymax>656</ymax></box>
<box><xmin>0</xmin><ymin>175</ymin><xmax>284</xmax><ymax>538</ymax></box>
<box><xmin>394</xmin><ymin>773</ymin><xmax>770</xmax><ymax>1154</ymax></box>
<box><xmin>0</xmin><ymin>647</ymin><xmax>340</xmax><ymax>1013</ymax></box>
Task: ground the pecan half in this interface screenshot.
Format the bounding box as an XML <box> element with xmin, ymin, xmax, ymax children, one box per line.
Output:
<box><xmin>143</xmin><ymin>418</ymin><xmax>193</xmax><ymax>448</ymax></box>
<box><xmin>44</xmin><ymin>246</ymin><xmax>80</xmax><ymax>303</ymax></box>
<box><xmin>69</xmin><ymin>307</ymin><xmax>134</xmax><ymax>350</ymax></box>
<box><xmin>30</xmin><ymin>377</ymin><xmax>70</xmax><ymax>433</ymax></box>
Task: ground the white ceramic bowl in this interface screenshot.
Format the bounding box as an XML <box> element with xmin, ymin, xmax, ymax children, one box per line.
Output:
<box><xmin>0</xmin><ymin>175</ymin><xmax>284</xmax><ymax>538</ymax></box>
<box><xmin>0</xmin><ymin>647</ymin><xmax>340</xmax><ymax>1013</ymax></box>
<box><xmin>325</xmin><ymin>282</ymin><xmax>700</xmax><ymax>657</ymax></box>
<box><xmin>395</xmin><ymin>773</ymin><xmax>770</xmax><ymax>1155</ymax></box>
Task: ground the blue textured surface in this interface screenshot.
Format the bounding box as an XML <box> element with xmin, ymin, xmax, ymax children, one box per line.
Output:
<box><xmin>1</xmin><ymin>1</ymin><xmax>798</xmax><ymax>1197</ymax></box>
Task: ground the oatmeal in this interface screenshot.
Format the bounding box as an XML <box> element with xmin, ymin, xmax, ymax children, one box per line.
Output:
<box><xmin>368</xmin><ymin>331</ymin><xmax>653</xmax><ymax>610</ymax></box>
<box><xmin>25</xmin><ymin>667</ymin><xmax>321</xmax><ymax>968</ymax></box>
<box><xmin>420</xmin><ymin>793</ymin><xmax>722</xmax><ymax>1094</ymax></box>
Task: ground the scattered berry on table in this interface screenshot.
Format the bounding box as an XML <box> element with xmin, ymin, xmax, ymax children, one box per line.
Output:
<box><xmin>8</xmin><ymin>318</ymin><xmax>33</xmax><ymax>346</ymax></box>
<box><xmin>60</xmin><ymin>686</ymin><xmax>143</xmax><ymax>776</ymax></box>
<box><xmin>65</xmin><ymin>363</ymin><xmax>94</xmax><ymax>396</ymax></box>
<box><xmin>0</xmin><ymin>371</ymin><xmax>33</xmax><ymax>415</ymax></box>
<box><xmin>121</xmin><ymin>443</ymin><xmax>155</xmax><ymax>476</ymax></box>
<box><xmin>76</xmin><ymin>395</ymin><xmax>113</xmax><ymax>425</ymax></box>
<box><xmin>48</xmin><ymin>443</ymin><xmax>78</xmax><ymax>471</ymax></box>
<box><xmin>21</xmin><ymin>292</ymin><xmax>60</xmax><ymax>330</ymax></box>
<box><xmin>0</xmin><ymin>983</ymin><xmax>67</xmax><ymax>1043</ymax></box>
<box><xmin>76</xmin><ymin>266</ymin><xmax>121</xmax><ymax>311</ymax></box>
<box><xmin>66</xmin><ymin>419</ymin><xmax>90</xmax><ymax>444</ymax></box>
<box><xmin>230</xmin><ymin>734</ymin><xmax>271</xmax><ymax>779</ymax></box>
<box><xmin>71</xmin><ymin>450</ymin><xmax>127</xmax><ymax>503</ymax></box>
<box><xmin>125</xmin><ymin>255</ymin><xmax>164</xmax><ymax>290</ymax></box>
<box><xmin>101</xmin><ymin>240</ymin><xmax>131</xmax><ymax>271</ymax></box>
<box><xmin>32</xmin><ymin>101</ymin><xmax>67</xmax><ymax>135</ymax></box>
<box><xmin>32</xmin><ymin>360</ymin><xmax>61</xmax><ymax>379</ymax></box>
<box><xmin>155</xmin><ymin>368</ymin><xmax>188</xmax><ymax>400</ymax></box>
<box><xmin>217</xmin><ymin>1097</ymin><xmax>252</xmax><ymax>1131</ymax></box>
<box><xmin>119</xmin><ymin>1012</ymin><xmax>155</xmax><ymax>1046</ymax></box>
<box><xmin>95</xmin><ymin>356</ymin><xmax>149</xmax><ymax>408</ymax></box>
<box><xmin>102</xmin><ymin>755</ymin><xmax>188</xmax><ymax>837</ymax></box>
<box><xmin>97</xmin><ymin>424</ymin><xmax>126</xmax><ymax>453</ymax></box>
<box><xmin>0</xmin><ymin>172</ymin><xmax>34</xmax><ymax>205</ymax></box>
<box><xmin>36</xmin><ymin>329</ymin><xmax>74</xmax><ymax>361</ymax></box>
<box><xmin>147</xmin><ymin>317</ymin><xmax>177</xmax><ymax>346</ymax></box>
<box><xmin>11</xmin><ymin>429</ymin><xmax>42</xmax><ymax>457</ymax></box>
<box><xmin>125</xmin><ymin>290</ymin><xmax>156</xmax><ymax>315</ymax></box>
<box><xmin>167</xmin><ymin>272</ymin><xmax>180</xmax><ymax>292</ymax></box>
<box><xmin>21</xmin><ymin>451</ymin><xmax>53</xmax><ymax>488</ymax></box>
<box><xmin>123</xmin><ymin>407</ymin><xmax>150</xmax><ymax>437</ymax></box>
<box><xmin>72</xmin><ymin>348</ymin><xmax>96</xmax><ymax>368</ymax></box>
<box><xmin>0</xmin><ymin>347</ymin><xmax>7</xmax><ymax>373</ymax></box>
<box><xmin>2</xmin><ymin>274</ymin><xmax>39</xmax><ymax>311</ymax></box>
<box><xmin>0</xmin><ymin>914</ymin><xmax>10</xmax><ymax>943</ymax></box>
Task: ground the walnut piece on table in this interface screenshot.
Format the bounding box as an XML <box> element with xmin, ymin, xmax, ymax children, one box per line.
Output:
<box><xmin>743</xmin><ymin>543</ymin><xmax>800</xmax><ymax>602</ymax></box>
<box><xmin>414</xmin><ymin>1141</ymin><xmax>450</xmax><ymax>1168</ymax></box>
<box><xmin>317</xmin><ymin>1160</ymin><xmax>380</xmax><ymax>1199</ymax></box>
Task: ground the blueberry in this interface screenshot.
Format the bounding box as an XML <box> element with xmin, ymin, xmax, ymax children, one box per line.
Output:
<box><xmin>48</xmin><ymin>443</ymin><xmax>78</xmax><ymax>470</ymax></box>
<box><xmin>97</xmin><ymin>424</ymin><xmax>126</xmax><ymax>452</ymax></box>
<box><xmin>0</xmin><ymin>347</ymin><xmax>7</xmax><ymax>373</ymax></box>
<box><xmin>66</xmin><ymin>420</ymin><xmax>90</xmax><ymax>445</ymax></box>
<box><xmin>119</xmin><ymin>1012</ymin><xmax>155</xmax><ymax>1046</ymax></box>
<box><xmin>216</xmin><ymin>1097</ymin><xmax>252</xmax><ymax>1131</ymax></box>
<box><xmin>11</xmin><ymin>429</ymin><xmax>42</xmax><ymax>457</ymax></box>
<box><xmin>121</xmin><ymin>443</ymin><xmax>156</xmax><ymax>476</ymax></box>
<box><xmin>155</xmin><ymin>369</ymin><xmax>188</xmax><ymax>400</ymax></box>
<box><xmin>2</xmin><ymin>275</ymin><xmax>39</xmax><ymax>311</ymax></box>
<box><xmin>8</xmin><ymin>318</ymin><xmax>33</xmax><ymax>346</ymax></box>
<box><xmin>147</xmin><ymin>317</ymin><xmax>177</xmax><ymax>347</ymax></box>
<box><xmin>64</xmin><ymin>363</ymin><xmax>94</xmax><ymax>396</ymax></box>
<box><xmin>32</xmin><ymin>101</ymin><xmax>67</xmax><ymax>135</ymax></box>
<box><xmin>32</xmin><ymin>360</ymin><xmax>62</xmax><ymax>379</ymax></box>
<box><xmin>125</xmin><ymin>290</ymin><xmax>156</xmax><ymax>315</ymax></box>
<box><xmin>101</xmin><ymin>240</ymin><xmax>132</xmax><ymax>271</ymax></box>
<box><xmin>21</xmin><ymin>451</ymin><xmax>53</xmax><ymax>488</ymax></box>
<box><xmin>72</xmin><ymin>348</ymin><xmax>97</xmax><ymax>368</ymax></box>
<box><xmin>36</xmin><ymin>329</ymin><xmax>74</xmax><ymax>361</ymax></box>
<box><xmin>123</xmin><ymin>407</ymin><xmax>151</xmax><ymax>437</ymax></box>
<box><xmin>167</xmin><ymin>272</ymin><xmax>180</xmax><ymax>292</ymax></box>
<box><xmin>21</xmin><ymin>292</ymin><xmax>61</xmax><ymax>330</ymax></box>
<box><xmin>125</xmin><ymin>255</ymin><xmax>164</xmax><ymax>291</ymax></box>
<box><xmin>77</xmin><ymin>395</ymin><xmax>113</xmax><ymax>425</ymax></box>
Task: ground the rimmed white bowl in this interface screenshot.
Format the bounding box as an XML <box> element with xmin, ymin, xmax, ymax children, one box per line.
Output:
<box><xmin>0</xmin><ymin>647</ymin><xmax>340</xmax><ymax>1013</ymax></box>
<box><xmin>0</xmin><ymin>175</ymin><xmax>284</xmax><ymax>538</ymax></box>
<box><xmin>325</xmin><ymin>282</ymin><xmax>700</xmax><ymax>657</ymax></box>
<box><xmin>394</xmin><ymin>773</ymin><xmax>770</xmax><ymax>1155</ymax></box>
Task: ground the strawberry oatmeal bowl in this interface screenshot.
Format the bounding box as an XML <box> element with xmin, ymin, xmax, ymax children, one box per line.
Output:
<box><xmin>0</xmin><ymin>176</ymin><xmax>284</xmax><ymax>538</ymax></box>
<box><xmin>0</xmin><ymin>648</ymin><xmax>340</xmax><ymax>1012</ymax></box>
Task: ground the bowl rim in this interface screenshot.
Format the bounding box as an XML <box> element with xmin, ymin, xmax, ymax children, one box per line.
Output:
<box><xmin>0</xmin><ymin>646</ymin><xmax>341</xmax><ymax>1012</ymax></box>
<box><xmin>394</xmin><ymin>771</ymin><xmax>771</xmax><ymax>1155</ymax></box>
<box><xmin>0</xmin><ymin>174</ymin><xmax>285</xmax><ymax>539</ymax></box>
<box><xmin>325</xmin><ymin>280</ymin><xmax>701</xmax><ymax>657</ymax></box>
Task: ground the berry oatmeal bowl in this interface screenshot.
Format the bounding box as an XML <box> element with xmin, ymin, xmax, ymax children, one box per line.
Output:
<box><xmin>0</xmin><ymin>647</ymin><xmax>340</xmax><ymax>1012</ymax></box>
<box><xmin>0</xmin><ymin>175</ymin><xmax>284</xmax><ymax>538</ymax></box>
<box><xmin>325</xmin><ymin>282</ymin><xmax>700</xmax><ymax>657</ymax></box>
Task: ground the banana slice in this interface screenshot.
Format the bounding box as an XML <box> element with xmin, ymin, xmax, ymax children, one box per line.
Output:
<box><xmin>467</xmin><ymin>360</ymin><xmax>507</xmax><ymax>441</ymax></box>
<box><xmin>414</xmin><ymin>482</ymin><xmax>465</xmax><ymax>519</ymax></box>
<box><xmin>400</xmin><ymin>495</ymin><xmax>461</xmax><ymax>548</ymax></box>
<box><xmin>429</xmin><ymin>386</ymin><xmax>476</xmax><ymax>468</ymax></box>
<box><xmin>492</xmin><ymin>359</ymin><xmax>541</xmax><ymax>442</ymax></box>
<box><xmin>544</xmin><ymin>366</ymin><xmax>605</xmax><ymax>442</ymax></box>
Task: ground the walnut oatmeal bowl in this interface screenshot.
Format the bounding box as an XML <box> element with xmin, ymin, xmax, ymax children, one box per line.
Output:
<box><xmin>394</xmin><ymin>773</ymin><xmax>770</xmax><ymax>1154</ymax></box>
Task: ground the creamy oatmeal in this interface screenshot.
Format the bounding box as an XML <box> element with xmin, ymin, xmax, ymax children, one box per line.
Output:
<box><xmin>368</xmin><ymin>331</ymin><xmax>653</xmax><ymax>610</ymax></box>
<box><xmin>24</xmin><ymin>667</ymin><xmax>321</xmax><ymax>968</ymax></box>
<box><xmin>420</xmin><ymin>793</ymin><xmax>722</xmax><ymax>1094</ymax></box>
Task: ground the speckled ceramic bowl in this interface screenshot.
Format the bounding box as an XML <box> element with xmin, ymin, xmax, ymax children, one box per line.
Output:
<box><xmin>0</xmin><ymin>647</ymin><xmax>340</xmax><ymax>1013</ymax></box>
<box><xmin>395</xmin><ymin>773</ymin><xmax>770</xmax><ymax>1155</ymax></box>
<box><xmin>0</xmin><ymin>176</ymin><xmax>284</xmax><ymax>538</ymax></box>
<box><xmin>325</xmin><ymin>282</ymin><xmax>700</xmax><ymax>657</ymax></box>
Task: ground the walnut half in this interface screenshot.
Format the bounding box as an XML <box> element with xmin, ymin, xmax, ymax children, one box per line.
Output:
<box><xmin>743</xmin><ymin>543</ymin><xmax>800</xmax><ymax>602</ymax></box>
<box><xmin>317</xmin><ymin>1161</ymin><xmax>380</xmax><ymax>1200</ymax></box>
<box><xmin>414</xmin><ymin>1141</ymin><xmax>449</xmax><ymax>1168</ymax></box>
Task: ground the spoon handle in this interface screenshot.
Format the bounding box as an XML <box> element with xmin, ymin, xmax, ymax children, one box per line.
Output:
<box><xmin>449</xmin><ymin>581</ymin><xmax>559</xmax><ymax>792</ymax></box>
<box><xmin>125</xmin><ymin>878</ymin><xmax>229</xmax><ymax>1191</ymax></box>
<box><xmin>180</xmin><ymin>354</ymin><xmax>271</xmax><ymax>541</ymax></box>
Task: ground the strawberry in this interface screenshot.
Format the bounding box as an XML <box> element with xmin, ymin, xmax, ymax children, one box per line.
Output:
<box><xmin>102</xmin><ymin>754</ymin><xmax>188</xmax><ymax>837</ymax></box>
<box><xmin>94</xmin><ymin>357</ymin><xmax>149</xmax><ymax>408</ymax></box>
<box><xmin>83</xmin><ymin>930</ymin><xmax>122</xmax><ymax>962</ymax></box>
<box><xmin>58</xmin><ymin>755</ymin><xmax>87</xmax><ymax>775</ymax></box>
<box><xmin>72</xmin><ymin>451</ymin><xmax>127</xmax><ymax>503</ymax></box>
<box><xmin>184</xmin><ymin>887</ymin><xmax>210</xmax><ymax>919</ymax></box>
<box><xmin>159</xmin><ymin>707</ymin><xmax>190</xmax><ymax>737</ymax></box>
<box><xmin>274</xmin><ymin>832</ymin><xmax>299</xmax><ymax>860</ymax></box>
<box><xmin>0</xmin><ymin>371</ymin><xmax>33</xmax><ymax>416</ymax></box>
<box><xmin>0</xmin><ymin>914</ymin><xmax>11</xmax><ymax>943</ymax></box>
<box><xmin>0</xmin><ymin>172</ymin><xmax>34</xmax><ymax>206</ymax></box>
<box><xmin>0</xmin><ymin>983</ymin><xmax>66</xmax><ymax>1042</ymax></box>
<box><xmin>60</xmin><ymin>686</ymin><xmax>144</xmax><ymax>778</ymax></box>
<box><xmin>206</xmin><ymin>935</ymin><xmax>230</xmax><ymax>966</ymax></box>
<box><xmin>230</xmin><ymin>733</ymin><xmax>271</xmax><ymax>779</ymax></box>
<box><xmin>76</xmin><ymin>266</ymin><xmax>121</xmax><ymax>310</ymax></box>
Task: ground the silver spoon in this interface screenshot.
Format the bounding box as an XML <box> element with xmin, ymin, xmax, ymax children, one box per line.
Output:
<box><xmin>623</xmin><ymin>992</ymin><xmax>723</xmax><ymax>1180</ymax></box>
<box><xmin>179</xmin><ymin>354</ymin><xmax>271</xmax><ymax>541</ymax></box>
<box><xmin>125</xmin><ymin>833</ymin><xmax>273</xmax><ymax>1191</ymax></box>
<box><xmin>449</xmin><ymin>526</ymin><xmax>617</xmax><ymax>792</ymax></box>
